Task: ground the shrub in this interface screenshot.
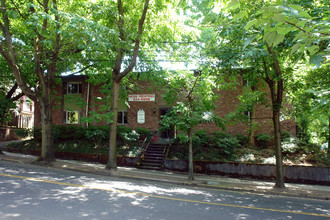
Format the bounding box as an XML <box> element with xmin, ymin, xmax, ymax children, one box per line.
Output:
<box><xmin>117</xmin><ymin>126</ymin><xmax>139</xmax><ymax>143</ymax></box>
<box><xmin>64</xmin><ymin>125</ymin><xmax>86</xmax><ymax>141</ymax></box>
<box><xmin>193</xmin><ymin>130</ymin><xmax>210</xmax><ymax>149</ymax></box>
<box><xmin>210</xmin><ymin>131</ymin><xmax>232</xmax><ymax>145</ymax></box>
<box><xmin>136</xmin><ymin>127</ymin><xmax>152</xmax><ymax>140</ymax></box>
<box><xmin>234</xmin><ymin>134</ymin><xmax>248</xmax><ymax>146</ymax></box>
<box><xmin>255</xmin><ymin>133</ymin><xmax>272</xmax><ymax>148</ymax></box>
<box><xmin>215</xmin><ymin>137</ymin><xmax>239</xmax><ymax>161</ymax></box>
<box><xmin>32</xmin><ymin>127</ymin><xmax>42</xmax><ymax>141</ymax></box>
<box><xmin>14</xmin><ymin>128</ymin><xmax>30</xmax><ymax>139</ymax></box>
<box><xmin>85</xmin><ymin>129</ymin><xmax>107</xmax><ymax>147</ymax></box>
<box><xmin>281</xmin><ymin>130</ymin><xmax>292</xmax><ymax>141</ymax></box>
<box><xmin>212</xmin><ymin>131</ymin><xmax>232</xmax><ymax>139</ymax></box>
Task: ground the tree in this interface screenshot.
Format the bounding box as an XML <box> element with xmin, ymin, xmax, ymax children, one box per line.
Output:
<box><xmin>97</xmin><ymin>0</ymin><xmax>150</xmax><ymax>170</ymax></box>
<box><xmin>241</xmin><ymin>1</ymin><xmax>329</xmax><ymax>187</ymax></box>
<box><xmin>161</xmin><ymin>70</ymin><xmax>223</xmax><ymax>180</ymax></box>
<box><xmin>0</xmin><ymin>0</ymin><xmax>91</xmax><ymax>162</ymax></box>
<box><xmin>289</xmin><ymin>65</ymin><xmax>330</xmax><ymax>158</ymax></box>
<box><xmin>86</xmin><ymin>0</ymin><xmax>181</xmax><ymax>170</ymax></box>
<box><xmin>194</xmin><ymin>0</ymin><xmax>328</xmax><ymax>188</ymax></box>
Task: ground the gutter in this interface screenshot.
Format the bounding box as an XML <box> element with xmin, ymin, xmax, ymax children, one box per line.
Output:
<box><xmin>86</xmin><ymin>82</ymin><xmax>90</xmax><ymax>127</ymax></box>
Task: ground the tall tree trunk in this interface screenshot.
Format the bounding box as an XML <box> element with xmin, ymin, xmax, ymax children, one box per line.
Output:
<box><xmin>188</xmin><ymin>127</ymin><xmax>194</xmax><ymax>181</ymax></box>
<box><xmin>328</xmin><ymin>116</ymin><xmax>330</xmax><ymax>159</ymax></box>
<box><xmin>273</xmin><ymin>109</ymin><xmax>285</xmax><ymax>188</ymax></box>
<box><xmin>264</xmin><ymin>47</ymin><xmax>285</xmax><ymax>188</ymax></box>
<box><xmin>106</xmin><ymin>80</ymin><xmax>120</xmax><ymax>169</ymax></box>
<box><xmin>39</xmin><ymin>98</ymin><xmax>55</xmax><ymax>161</ymax></box>
<box><xmin>105</xmin><ymin>0</ymin><xmax>149</xmax><ymax>169</ymax></box>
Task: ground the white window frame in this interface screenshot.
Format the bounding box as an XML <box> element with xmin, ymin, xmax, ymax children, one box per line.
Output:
<box><xmin>67</xmin><ymin>82</ymin><xmax>82</xmax><ymax>94</ymax></box>
<box><xmin>65</xmin><ymin>111</ymin><xmax>79</xmax><ymax>124</ymax></box>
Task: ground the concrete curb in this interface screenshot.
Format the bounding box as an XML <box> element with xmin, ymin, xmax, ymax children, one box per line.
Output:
<box><xmin>1</xmin><ymin>153</ymin><xmax>329</xmax><ymax>201</ymax></box>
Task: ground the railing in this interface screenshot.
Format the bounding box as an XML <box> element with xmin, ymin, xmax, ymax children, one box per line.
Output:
<box><xmin>161</xmin><ymin>144</ymin><xmax>169</xmax><ymax>170</ymax></box>
<box><xmin>136</xmin><ymin>135</ymin><xmax>152</xmax><ymax>167</ymax></box>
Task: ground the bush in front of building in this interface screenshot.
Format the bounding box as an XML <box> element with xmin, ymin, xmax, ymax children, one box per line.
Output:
<box><xmin>255</xmin><ymin>133</ymin><xmax>272</xmax><ymax>148</ymax></box>
<box><xmin>168</xmin><ymin>130</ymin><xmax>241</xmax><ymax>162</ymax></box>
<box><xmin>234</xmin><ymin>134</ymin><xmax>249</xmax><ymax>147</ymax></box>
<box><xmin>14</xmin><ymin>128</ymin><xmax>31</xmax><ymax>139</ymax></box>
<box><xmin>135</xmin><ymin>127</ymin><xmax>153</xmax><ymax>140</ymax></box>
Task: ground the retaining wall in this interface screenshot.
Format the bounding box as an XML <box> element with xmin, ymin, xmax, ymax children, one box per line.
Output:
<box><xmin>164</xmin><ymin>159</ymin><xmax>330</xmax><ymax>185</ymax></box>
<box><xmin>0</xmin><ymin>127</ymin><xmax>19</xmax><ymax>141</ymax></box>
<box><xmin>4</xmin><ymin>147</ymin><xmax>329</xmax><ymax>185</ymax></box>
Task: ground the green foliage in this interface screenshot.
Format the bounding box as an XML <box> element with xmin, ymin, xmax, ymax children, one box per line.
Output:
<box><xmin>255</xmin><ymin>133</ymin><xmax>272</xmax><ymax>148</ymax></box>
<box><xmin>289</xmin><ymin>65</ymin><xmax>329</xmax><ymax>145</ymax></box>
<box><xmin>281</xmin><ymin>130</ymin><xmax>292</xmax><ymax>141</ymax></box>
<box><xmin>168</xmin><ymin>130</ymin><xmax>241</xmax><ymax>161</ymax></box>
<box><xmin>53</xmin><ymin>125</ymin><xmax>86</xmax><ymax>142</ymax></box>
<box><xmin>193</xmin><ymin>129</ymin><xmax>210</xmax><ymax>148</ymax></box>
<box><xmin>235</xmin><ymin>134</ymin><xmax>249</xmax><ymax>146</ymax></box>
<box><xmin>161</xmin><ymin>70</ymin><xmax>221</xmax><ymax>133</ymax></box>
<box><xmin>135</xmin><ymin>127</ymin><xmax>152</xmax><ymax>140</ymax></box>
<box><xmin>0</xmin><ymin>94</ymin><xmax>16</xmax><ymax>124</ymax></box>
<box><xmin>85</xmin><ymin>129</ymin><xmax>107</xmax><ymax>147</ymax></box>
<box><xmin>255</xmin><ymin>133</ymin><xmax>272</xmax><ymax>142</ymax></box>
<box><xmin>117</xmin><ymin>126</ymin><xmax>139</xmax><ymax>143</ymax></box>
<box><xmin>14</xmin><ymin>128</ymin><xmax>30</xmax><ymax>139</ymax></box>
<box><xmin>214</xmin><ymin>137</ymin><xmax>239</xmax><ymax>161</ymax></box>
<box><xmin>211</xmin><ymin>131</ymin><xmax>231</xmax><ymax>144</ymax></box>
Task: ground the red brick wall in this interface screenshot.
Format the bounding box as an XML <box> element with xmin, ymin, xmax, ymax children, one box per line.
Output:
<box><xmin>34</xmin><ymin>77</ymin><xmax>296</xmax><ymax>138</ymax></box>
<box><xmin>127</xmin><ymin>81</ymin><xmax>166</xmax><ymax>132</ymax></box>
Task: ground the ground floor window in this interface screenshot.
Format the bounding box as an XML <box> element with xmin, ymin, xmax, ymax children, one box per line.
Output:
<box><xmin>65</xmin><ymin>111</ymin><xmax>79</xmax><ymax>124</ymax></box>
<box><xmin>118</xmin><ymin>111</ymin><xmax>127</xmax><ymax>124</ymax></box>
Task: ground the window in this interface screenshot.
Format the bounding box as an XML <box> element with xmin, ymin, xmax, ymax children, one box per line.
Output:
<box><xmin>244</xmin><ymin>111</ymin><xmax>251</xmax><ymax>121</ymax></box>
<box><xmin>67</xmin><ymin>82</ymin><xmax>82</xmax><ymax>94</ymax></box>
<box><xmin>65</xmin><ymin>111</ymin><xmax>79</xmax><ymax>124</ymax></box>
<box><xmin>118</xmin><ymin>111</ymin><xmax>127</xmax><ymax>124</ymax></box>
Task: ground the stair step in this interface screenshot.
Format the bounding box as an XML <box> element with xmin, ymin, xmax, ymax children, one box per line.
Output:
<box><xmin>140</xmin><ymin>166</ymin><xmax>162</xmax><ymax>170</ymax></box>
<box><xmin>141</xmin><ymin>163</ymin><xmax>162</xmax><ymax>167</ymax></box>
<box><xmin>143</xmin><ymin>157</ymin><xmax>163</xmax><ymax>160</ymax></box>
<box><xmin>142</xmin><ymin>159</ymin><xmax>163</xmax><ymax>163</ymax></box>
<box><xmin>144</xmin><ymin>153</ymin><xmax>163</xmax><ymax>156</ymax></box>
<box><xmin>139</xmin><ymin>144</ymin><xmax>168</xmax><ymax>171</ymax></box>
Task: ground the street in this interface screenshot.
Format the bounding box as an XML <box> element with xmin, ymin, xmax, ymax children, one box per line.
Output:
<box><xmin>0</xmin><ymin>161</ymin><xmax>329</xmax><ymax>220</ymax></box>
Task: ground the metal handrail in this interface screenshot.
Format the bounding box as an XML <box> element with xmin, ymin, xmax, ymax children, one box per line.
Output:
<box><xmin>137</xmin><ymin>135</ymin><xmax>152</xmax><ymax>166</ymax></box>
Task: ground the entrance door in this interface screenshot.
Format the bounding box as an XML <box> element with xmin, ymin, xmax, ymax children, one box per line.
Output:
<box><xmin>159</xmin><ymin>107</ymin><xmax>175</xmax><ymax>139</ymax></box>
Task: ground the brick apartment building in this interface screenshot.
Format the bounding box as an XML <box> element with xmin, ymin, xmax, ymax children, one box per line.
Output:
<box><xmin>34</xmin><ymin>74</ymin><xmax>296</xmax><ymax>139</ymax></box>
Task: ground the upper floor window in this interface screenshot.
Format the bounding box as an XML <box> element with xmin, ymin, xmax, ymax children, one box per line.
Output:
<box><xmin>67</xmin><ymin>82</ymin><xmax>82</xmax><ymax>94</ymax></box>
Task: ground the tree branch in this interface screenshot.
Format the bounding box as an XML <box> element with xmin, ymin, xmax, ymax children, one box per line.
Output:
<box><xmin>9</xmin><ymin>0</ymin><xmax>27</xmax><ymax>21</ymax></box>
<box><xmin>119</xmin><ymin>0</ymin><xmax>150</xmax><ymax>80</ymax></box>
<box><xmin>267</xmin><ymin>46</ymin><xmax>283</xmax><ymax>105</ymax></box>
<box><xmin>285</xmin><ymin>21</ymin><xmax>330</xmax><ymax>36</ymax></box>
<box><xmin>64</xmin><ymin>64</ymin><xmax>94</xmax><ymax>76</ymax></box>
<box><xmin>5</xmin><ymin>82</ymin><xmax>18</xmax><ymax>99</ymax></box>
<box><xmin>11</xmin><ymin>92</ymin><xmax>24</xmax><ymax>101</ymax></box>
<box><xmin>186</xmin><ymin>70</ymin><xmax>202</xmax><ymax>99</ymax></box>
<box><xmin>112</xmin><ymin>0</ymin><xmax>125</xmax><ymax>78</ymax></box>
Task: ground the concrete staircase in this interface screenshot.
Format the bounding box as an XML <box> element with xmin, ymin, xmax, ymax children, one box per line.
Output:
<box><xmin>139</xmin><ymin>144</ymin><xmax>167</xmax><ymax>170</ymax></box>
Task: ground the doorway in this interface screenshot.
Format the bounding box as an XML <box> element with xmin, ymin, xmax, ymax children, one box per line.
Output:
<box><xmin>159</xmin><ymin>107</ymin><xmax>175</xmax><ymax>139</ymax></box>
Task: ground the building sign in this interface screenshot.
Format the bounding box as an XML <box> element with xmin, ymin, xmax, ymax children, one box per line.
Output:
<box><xmin>128</xmin><ymin>94</ymin><xmax>155</xmax><ymax>102</ymax></box>
<box><xmin>137</xmin><ymin>109</ymin><xmax>145</xmax><ymax>124</ymax></box>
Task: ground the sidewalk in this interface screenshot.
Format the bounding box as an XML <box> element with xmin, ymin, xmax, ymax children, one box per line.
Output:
<box><xmin>0</xmin><ymin>149</ymin><xmax>330</xmax><ymax>200</ymax></box>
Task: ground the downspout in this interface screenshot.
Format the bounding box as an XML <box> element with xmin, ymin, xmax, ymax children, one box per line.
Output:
<box><xmin>86</xmin><ymin>82</ymin><xmax>90</xmax><ymax>127</ymax></box>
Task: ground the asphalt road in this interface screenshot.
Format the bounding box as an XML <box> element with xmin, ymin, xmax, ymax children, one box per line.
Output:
<box><xmin>0</xmin><ymin>161</ymin><xmax>329</xmax><ymax>220</ymax></box>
